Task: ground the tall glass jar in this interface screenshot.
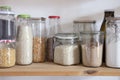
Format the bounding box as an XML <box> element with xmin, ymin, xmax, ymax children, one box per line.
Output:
<box><xmin>80</xmin><ymin>31</ymin><xmax>104</xmax><ymax>67</ymax></box>
<box><xmin>31</xmin><ymin>17</ymin><xmax>46</xmax><ymax>63</ymax></box>
<box><xmin>47</xmin><ymin>16</ymin><xmax>62</xmax><ymax>62</ymax></box>
<box><xmin>0</xmin><ymin>6</ymin><xmax>16</xmax><ymax>68</ymax></box>
<box><xmin>106</xmin><ymin>17</ymin><xmax>120</xmax><ymax>68</ymax></box>
<box><xmin>16</xmin><ymin>14</ymin><xmax>33</xmax><ymax>65</ymax></box>
<box><xmin>0</xmin><ymin>6</ymin><xmax>16</xmax><ymax>40</ymax></box>
<box><xmin>54</xmin><ymin>33</ymin><xmax>80</xmax><ymax>66</ymax></box>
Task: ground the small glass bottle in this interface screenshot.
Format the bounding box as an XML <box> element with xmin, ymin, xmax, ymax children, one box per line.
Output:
<box><xmin>80</xmin><ymin>31</ymin><xmax>104</xmax><ymax>67</ymax></box>
<box><xmin>0</xmin><ymin>6</ymin><xmax>16</xmax><ymax>40</ymax></box>
<box><xmin>16</xmin><ymin>14</ymin><xmax>33</xmax><ymax>65</ymax></box>
<box><xmin>54</xmin><ymin>33</ymin><xmax>80</xmax><ymax>66</ymax></box>
<box><xmin>47</xmin><ymin>16</ymin><xmax>62</xmax><ymax>62</ymax></box>
<box><xmin>106</xmin><ymin>17</ymin><xmax>120</xmax><ymax>68</ymax></box>
<box><xmin>31</xmin><ymin>17</ymin><xmax>46</xmax><ymax>63</ymax></box>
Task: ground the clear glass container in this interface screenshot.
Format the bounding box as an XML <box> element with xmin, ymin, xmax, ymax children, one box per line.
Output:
<box><xmin>0</xmin><ymin>6</ymin><xmax>16</xmax><ymax>40</ymax></box>
<box><xmin>47</xmin><ymin>16</ymin><xmax>62</xmax><ymax>62</ymax></box>
<box><xmin>0</xmin><ymin>40</ymin><xmax>15</xmax><ymax>68</ymax></box>
<box><xmin>54</xmin><ymin>33</ymin><xmax>80</xmax><ymax>66</ymax></box>
<box><xmin>73</xmin><ymin>20</ymin><xmax>96</xmax><ymax>40</ymax></box>
<box><xmin>106</xmin><ymin>17</ymin><xmax>120</xmax><ymax>68</ymax></box>
<box><xmin>16</xmin><ymin>14</ymin><xmax>33</xmax><ymax>65</ymax></box>
<box><xmin>80</xmin><ymin>31</ymin><xmax>104</xmax><ymax>67</ymax></box>
<box><xmin>31</xmin><ymin>17</ymin><xmax>46</xmax><ymax>63</ymax></box>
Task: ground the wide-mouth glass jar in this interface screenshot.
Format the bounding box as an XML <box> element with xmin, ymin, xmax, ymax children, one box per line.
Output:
<box><xmin>54</xmin><ymin>33</ymin><xmax>80</xmax><ymax>66</ymax></box>
<box><xmin>80</xmin><ymin>31</ymin><xmax>104</xmax><ymax>67</ymax></box>
<box><xmin>0</xmin><ymin>40</ymin><xmax>16</xmax><ymax>68</ymax></box>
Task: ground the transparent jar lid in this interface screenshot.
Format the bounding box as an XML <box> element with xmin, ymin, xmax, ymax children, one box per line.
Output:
<box><xmin>55</xmin><ymin>33</ymin><xmax>78</xmax><ymax>40</ymax></box>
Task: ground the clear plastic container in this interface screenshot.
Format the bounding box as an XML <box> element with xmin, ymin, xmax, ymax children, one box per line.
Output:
<box><xmin>16</xmin><ymin>14</ymin><xmax>33</xmax><ymax>65</ymax></box>
<box><xmin>31</xmin><ymin>17</ymin><xmax>46</xmax><ymax>62</ymax></box>
<box><xmin>0</xmin><ymin>6</ymin><xmax>16</xmax><ymax>40</ymax></box>
<box><xmin>0</xmin><ymin>40</ymin><xmax>16</xmax><ymax>68</ymax></box>
<box><xmin>80</xmin><ymin>31</ymin><xmax>104</xmax><ymax>67</ymax></box>
<box><xmin>54</xmin><ymin>33</ymin><xmax>80</xmax><ymax>66</ymax></box>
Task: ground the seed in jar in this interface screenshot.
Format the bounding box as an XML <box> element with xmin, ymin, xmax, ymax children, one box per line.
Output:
<box><xmin>33</xmin><ymin>37</ymin><xmax>46</xmax><ymax>62</ymax></box>
<box><xmin>0</xmin><ymin>48</ymin><xmax>15</xmax><ymax>68</ymax></box>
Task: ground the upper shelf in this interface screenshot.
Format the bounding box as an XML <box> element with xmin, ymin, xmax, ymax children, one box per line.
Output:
<box><xmin>0</xmin><ymin>62</ymin><xmax>120</xmax><ymax>76</ymax></box>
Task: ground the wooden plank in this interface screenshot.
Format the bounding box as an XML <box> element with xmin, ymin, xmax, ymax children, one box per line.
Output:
<box><xmin>0</xmin><ymin>62</ymin><xmax>120</xmax><ymax>76</ymax></box>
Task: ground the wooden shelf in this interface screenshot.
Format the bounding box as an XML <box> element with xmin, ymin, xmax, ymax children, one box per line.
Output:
<box><xmin>0</xmin><ymin>62</ymin><xmax>120</xmax><ymax>76</ymax></box>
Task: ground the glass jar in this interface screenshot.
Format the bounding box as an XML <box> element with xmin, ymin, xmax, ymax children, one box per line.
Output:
<box><xmin>0</xmin><ymin>40</ymin><xmax>15</xmax><ymax>68</ymax></box>
<box><xmin>47</xmin><ymin>16</ymin><xmax>62</xmax><ymax>62</ymax></box>
<box><xmin>16</xmin><ymin>14</ymin><xmax>33</xmax><ymax>65</ymax></box>
<box><xmin>80</xmin><ymin>31</ymin><xmax>104</xmax><ymax>67</ymax></box>
<box><xmin>31</xmin><ymin>17</ymin><xmax>46</xmax><ymax>63</ymax></box>
<box><xmin>73</xmin><ymin>20</ymin><xmax>96</xmax><ymax>40</ymax></box>
<box><xmin>0</xmin><ymin>6</ymin><xmax>16</xmax><ymax>40</ymax></box>
<box><xmin>54</xmin><ymin>33</ymin><xmax>80</xmax><ymax>66</ymax></box>
<box><xmin>106</xmin><ymin>17</ymin><xmax>120</xmax><ymax>68</ymax></box>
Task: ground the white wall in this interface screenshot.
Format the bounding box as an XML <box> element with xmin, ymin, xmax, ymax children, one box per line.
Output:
<box><xmin>0</xmin><ymin>0</ymin><xmax>120</xmax><ymax>79</ymax></box>
<box><xmin>1</xmin><ymin>0</ymin><xmax>120</xmax><ymax>32</ymax></box>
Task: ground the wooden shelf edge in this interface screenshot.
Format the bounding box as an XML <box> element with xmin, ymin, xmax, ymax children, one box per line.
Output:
<box><xmin>0</xmin><ymin>62</ymin><xmax>120</xmax><ymax>76</ymax></box>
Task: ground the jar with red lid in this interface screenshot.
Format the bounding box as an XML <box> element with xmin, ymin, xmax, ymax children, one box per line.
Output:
<box><xmin>47</xmin><ymin>16</ymin><xmax>62</xmax><ymax>62</ymax></box>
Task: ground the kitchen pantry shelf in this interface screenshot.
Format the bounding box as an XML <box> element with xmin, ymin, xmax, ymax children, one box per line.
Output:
<box><xmin>0</xmin><ymin>62</ymin><xmax>120</xmax><ymax>76</ymax></box>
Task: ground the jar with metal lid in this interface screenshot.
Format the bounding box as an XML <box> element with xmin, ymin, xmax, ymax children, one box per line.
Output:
<box><xmin>106</xmin><ymin>17</ymin><xmax>120</xmax><ymax>68</ymax></box>
<box><xmin>54</xmin><ymin>33</ymin><xmax>80</xmax><ymax>65</ymax></box>
<box><xmin>0</xmin><ymin>40</ymin><xmax>16</xmax><ymax>68</ymax></box>
<box><xmin>80</xmin><ymin>31</ymin><xmax>104</xmax><ymax>67</ymax></box>
<box><xmin>47</xmin><ymin>16</ymin><xmax>62</xmax><ymax>62</ymax></box>
<box><xmin>16</xmin><ymin>14</ymin><xmax>33</xmax><ymax>65</ymax></box>
<box><xmin>31</xmin><ymin>17</ymin><xmax>46</xmax><ymax>63</ymax></box>
<box><xmin>0</xmin><ymin>6</ymin><xmax>16</xmax><ymax>40</ymax></box>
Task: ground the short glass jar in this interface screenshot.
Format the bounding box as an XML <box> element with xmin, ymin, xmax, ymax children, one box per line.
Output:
<box><xmin>80</xmin><ymin>31</ymin><xmax>104</xmax><ymax>67</ymax></box>
<box><xmin>54</xmin><ymin>33</ymin><xmax>80</xmax><ymax>66</ymax></box>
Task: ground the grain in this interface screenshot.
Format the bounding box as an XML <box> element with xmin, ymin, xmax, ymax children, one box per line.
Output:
<box><xmin>33</xmin><ymin>37</ymin><xmax>46</xmax><ymax>62</ymax></box>
<box><xmin>0</xmin><ymin>48</ymin><xmax>15</xmax><ymax>68</ymax></box>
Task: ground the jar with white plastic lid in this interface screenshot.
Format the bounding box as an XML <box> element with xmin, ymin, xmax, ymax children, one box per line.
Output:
<box><xmin>16</xmin><ymin>14</ymin><xmax>33</xmax><ymax>65</ymax></box>
<box><xmin>0</xmin><ymin>6</ymin><xmax>16</xmax><ymax>40</ymax></box>
<box><xmin>54</xmin><ymin>33</ymin><xmax>80</xmax><ymax>66</ymax></box>
<box><xmin>0</xmin><ymin>40</ymin><xmax>16</xmax><ymax>68</ymax></box>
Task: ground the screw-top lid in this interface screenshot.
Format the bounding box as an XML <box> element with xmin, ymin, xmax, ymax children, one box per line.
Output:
<box><xmin>17</xmin><ymin>14</ymin><xmax>31</xmax><ymax>19</ymax></box>
<box><xmin>31</xmin><ymin>17</ymin><xmax>46</xmax><ymax>21</ymax></box>
<box><xmin>104</xmin><ymin>9</ymin><xmax>114</xmax><ymax>13</ymax></box>
<box><xmin>49</xmin><ymin>16</ymin><xmax>60</xmax><ymax>19</ymax></box>
<box><xmin>0</xmin><ymin>6</ymin><xmax>15</xmax><ymax>15</ymax></box>
<box><xmin>74</xmin><ymin>20</ymin><xmax>96</xmax><ymax>23</ymax></box>
<box><xmin>0</xmin><ymin>6</ymin><xmax>11</xmax><ymax>11</ymax></box>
